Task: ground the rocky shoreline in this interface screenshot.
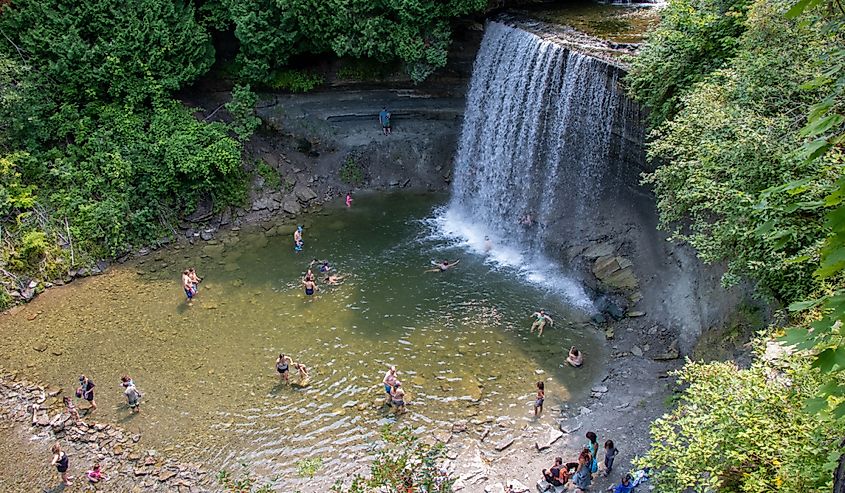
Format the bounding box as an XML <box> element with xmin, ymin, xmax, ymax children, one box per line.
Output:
<box><xmin>0</xmin><ymin>370</ymin><xmax>212</xmax><ymax>492</ymax></box>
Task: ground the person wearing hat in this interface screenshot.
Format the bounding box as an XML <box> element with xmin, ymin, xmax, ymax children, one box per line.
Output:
<box><xmin>77</xmin><ymin>375</ymin><xmax>96</xmax><ymax>411</ymax></box>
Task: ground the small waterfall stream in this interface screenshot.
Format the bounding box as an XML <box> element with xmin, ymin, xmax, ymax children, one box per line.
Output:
<box><xmin>435</xmin><ymin>21</ymin><xmax>643</xmax><ymax>308</ymax></box>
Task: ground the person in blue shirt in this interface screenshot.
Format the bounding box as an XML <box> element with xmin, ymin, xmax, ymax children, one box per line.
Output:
<box><xmin>378</xmin><ymin>108</ymin><xmax>391</xmax><ymax>135</ymax></box>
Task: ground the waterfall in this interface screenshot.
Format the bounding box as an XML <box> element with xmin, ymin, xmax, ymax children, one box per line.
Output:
<box><xmin>434</xmin><ymin>21</ymin><xmax>643</xmax><ymax>308</ymax></box>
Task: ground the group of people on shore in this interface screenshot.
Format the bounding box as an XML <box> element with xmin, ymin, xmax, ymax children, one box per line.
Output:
<box><xmin>50</xmin><ymin>442</ymin><xmax>109</xmax><ymax>487</ymax></box>
<box><xmin>540</xmin><ymin>431</ymin><xmax>630</xmax><ymax>493</ymax></box>
<box><xmin>50</xmin><ymin>374</ymin><xmax>142</xmax><ymax>486</ymax></box>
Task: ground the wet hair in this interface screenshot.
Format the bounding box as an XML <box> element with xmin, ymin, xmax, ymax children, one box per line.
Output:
<box><xmin>52</xmin><ymin>443</ymin><xmax>61</xmax><ymax>454</ymax></box>
<box><xmin>537</xmin><ymin>381</ymin><xmax>544</xmax><ymax>390</ymax></box>
<box><xmin>121</xmin><ymin>375</ymin><xmax>130</xmax><ymax>383</ymax></box>
<box><xmin>622</xmin><ymin>473</ymin><xmax>632</xmax><ymax>484</ymax></box>
<box><xmin>586</xmin><ymin>431</ymin><xmax>597</xmax><ymax>443</ymax></box>
<box><xmin>605</xmin><ymin>439</ymin><xmax>614</xmax><ymax>449</ymax></box>
<box><xmin>571</xmin><ymin>347</ymin><xmax>581</xmax><ymax>356</ymax></box>
<box><xmin>183</xmin><ymin>269</ymin><xmax>189</xmax><ymax>275</ymax></box>
<box><xmin>279</xmin><ymin>353</ymin><xmax>285</xmax><ymax>359</ymax></box>
<box><xmin>443</xmin><ymin>260</ymin><xmax>449</xmax><ymax>265</ymax></box>
<box><xmin>189</xmin><ymin>267</ymin><xmax>195</xmax><ymax>272</ymax></box>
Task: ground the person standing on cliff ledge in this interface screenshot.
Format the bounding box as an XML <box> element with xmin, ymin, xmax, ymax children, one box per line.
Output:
<box><xmin>379</xmin><ymin>107</ymin><xmax>391</xmax><ymax>135</ymax></box>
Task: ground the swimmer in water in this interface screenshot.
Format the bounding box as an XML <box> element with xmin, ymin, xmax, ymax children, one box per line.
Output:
<box><xmin>483</xmin><ymin>236</ymin><xmax>493</xmax><ymax>253</ymax></box>
<box><xmin>305</xmin><ymin>268</ymin><xmax>315</xmax><ymax>282</ymax></box>
<box><xmin>530</xmin><ymin>309</ymin><xmax>554</xmax><ymax>336</ymax></box>
<box><xmin>567</xmin><ymin>346</ymin><xmax>583</xmax><ymax>367</ymax></box>
<box><xmin>324</xmin><ymin>274</ymin><xmax>345</xmax><ymax>285</ymax></box>
<box><xmin>426</xmin><ymin>259</ymin><xmax>460</xmax><ymax>273</ymax></box>
<box><xmin>293</xmin><ymin>362</ymin><xmax>310</xmax><ymax>383</ymax></box>
<box><xmin>303</xmin><ymin>277</ymin><xmax>317</xmax><ymax>296</ymax></box>
<box><xmin>293</xmin><ymin>226</ymin><xmax>304</xmax><ymax>252</ymax></box>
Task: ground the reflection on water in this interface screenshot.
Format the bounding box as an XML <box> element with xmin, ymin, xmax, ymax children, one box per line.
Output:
<box><xmin>0</xmin><ymin>193</ymin><xmax>601</xmax><ymax>490</ymax></box>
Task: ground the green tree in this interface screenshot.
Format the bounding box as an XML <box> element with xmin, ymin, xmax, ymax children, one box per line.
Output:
<box><xmin>626</xmin><ymin>0</ymin><xmax>751</xmax><ymax>126</ymax></box>
<box><xmin>635</xmin><ymin>0</ymin><xmax>838</xmax><ymax>302</ymax></box>
<box><xmin>209</xmin><ymin>0</ymin><xmax>486</xmax><ymax>83</ymax></box>
<box><xmin>0</xmin><ymin>0</ymin><xmax>214</xmax><ymax>105</ymax></box>
<box><xmin>225</xmin><ymin>84</ymin><xmax>262</xmax><ymax>141</ymax></box>
<box><xmin>639</xmin><ymin>344</ymin><xmax>839</xmax><ymax>493</ymax></box>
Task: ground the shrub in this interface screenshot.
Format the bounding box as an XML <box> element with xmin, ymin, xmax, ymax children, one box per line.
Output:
<box><xmin>339</xmin><ymin>156</ymin><xmax>364</xmax><ymax>186</ymax></box>
<box><xmin>268</xmin><ymin>69</ymin><xmax>325</xmax><ymax>93</ymax></box>
<box><xmin>226</xmin><ymin>84</ymin><xmax>262</xmax><ymax>141</ymax></box>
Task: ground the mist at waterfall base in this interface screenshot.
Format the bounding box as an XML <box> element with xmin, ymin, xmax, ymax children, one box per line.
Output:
<box><xmin>433</xmin><ymin>21</ymin><xmax>641</xmax><ymax>312</ymax></box>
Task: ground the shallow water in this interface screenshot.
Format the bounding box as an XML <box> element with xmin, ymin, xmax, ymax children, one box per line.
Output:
<box><xmin>0</xmin><ymin>193</ymin><xmax>601</xmax><ymax>489</ymax></box>
<box><xmin>518</xmin><ymin>1</ymin><xmax>661</xmax><ymax>44</ymax></box>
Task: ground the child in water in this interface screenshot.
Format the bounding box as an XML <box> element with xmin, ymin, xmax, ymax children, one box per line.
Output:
<box><xmin>534</xmin><ymin>381</ymin><xmax>545</xmax><ymax>417</ymax></box>
<box><xmin>346</xmin><ymin>193</ymin><xmax>353</xmax><ymax>207</ymax></box>
<box><xmin>63</xmin><ymin>396</ymin><xmax>80</xmax><ymax>423</ymax></box>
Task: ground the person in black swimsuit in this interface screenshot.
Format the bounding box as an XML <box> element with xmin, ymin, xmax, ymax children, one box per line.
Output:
<box><xmin>51</xmin><ymin>442</ymin><xmax>73</xmax><ymax>486</ymax></box>
<box><xmin>276</xmin><ymin>353</ymin><xmax>293</xmax><ymax>383</ymax></box>
<box><xmin>78</xmin><ymin>375</ymin><xmax>96</xmax><ymax>411</ymax></box>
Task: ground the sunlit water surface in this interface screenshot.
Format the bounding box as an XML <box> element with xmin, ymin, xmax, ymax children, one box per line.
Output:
<box><xmin>0</xmin><ymin>193</ymin><xmax>601</xmax><ymax>489</ymax></box>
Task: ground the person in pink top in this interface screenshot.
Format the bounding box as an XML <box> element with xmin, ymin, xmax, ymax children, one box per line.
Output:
<box><xmin>346</xmin><ymin>193</ymin><xmax>353</xmax><ymax>207</ymax></box>
<box><xmin>86</xmin><ymin>462</ymin><xmax>108</xmax><ymax>483</ymax></box>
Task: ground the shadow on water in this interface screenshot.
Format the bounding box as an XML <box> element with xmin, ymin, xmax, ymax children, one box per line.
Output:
<box><xmin>0</xmin><ymin>192</ymin><xmax>604</xmax><ymax>490</ymax></box>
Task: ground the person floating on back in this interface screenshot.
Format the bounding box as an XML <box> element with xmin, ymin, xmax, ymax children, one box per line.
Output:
<box><xmin>567</xmin><ymin>346</ymin><xmax>584</xmax><ymax>367</ymax></box>
<box><xmin>379</xmin><ymin>107</ymin><xmax>391</xmax><ymax>135</ymax></box>
<box><xmin>426</xmin><ymin>259</ymin><xmax>460</xmax><ymax>273</ymax></box>
<box><xmin>530</xmin><ymin>309</ymin><xmax>554</xmax><ymax>336</ymax></box>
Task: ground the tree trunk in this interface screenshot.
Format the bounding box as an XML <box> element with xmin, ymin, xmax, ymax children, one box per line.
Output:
<box><xmin>835</xmin><ymin>438</ymin><xmax>845</xmax><ymax>493</ymax></box>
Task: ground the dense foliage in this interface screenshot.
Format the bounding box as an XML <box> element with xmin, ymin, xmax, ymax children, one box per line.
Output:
<box><xmin>633</xmin><ymin>0</ymin><xmax>841</xmax><ymax>303</ymax></box>
<box><xmin>630</xmin><ymin>0</ymin><xmax>845</xmax><ymax>488</ymax></box>
<box><xmin>640</xmin><ymin>343</ymin><xmax>839</xmax><ymax>492</ymax></box>
<box><xmin>0</xmin><ymin>0</ymin><xmax>214</xmax><ymax>105</ymax></box>
<box><xmin>627</xmin><ymin>0</ymin><xmax>751</xmax><ymax>125</ymax></box>
<box><xmin>0</xmin><ymin>1</ymin><xmax>244</xmax><ymax>305</ymax></box>
<box><xmin>204</xmin><ymin>0</ymin><xmax>486</xmax><ymax>83</ymax></box>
